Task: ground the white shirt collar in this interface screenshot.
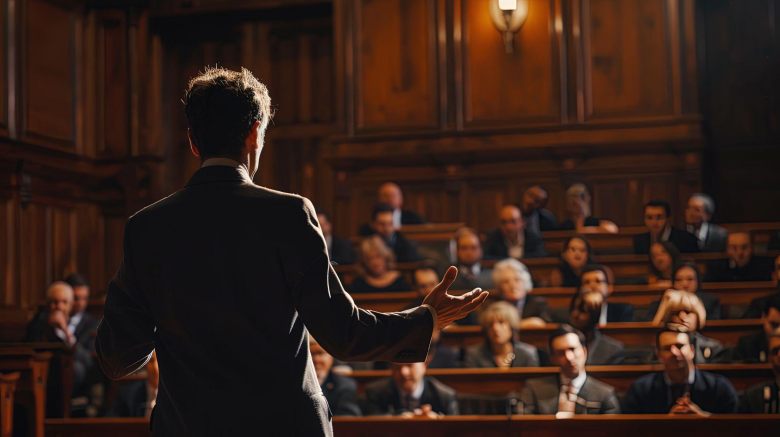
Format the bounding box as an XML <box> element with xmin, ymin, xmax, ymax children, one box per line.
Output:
<box><xmin>411</xmin><ymin>379</ymin><xmax>425</xmax><ymax>400</ymax></box>
<box><xmin>68</xmin><ymin>312</ymin><xmax>83</xmax><ymax>334</ymax></box>
<box><xmin>561</xmin><ymin>371</ymin><xmax>587</xmax><ymax>395</ymax></box>
<box><xmin>660</xmin><ymin>226</ymin><xmax>672</xmax><ymax>242</ymax></box>
<box><xmin>598</xmin><ymin>303</ymin><xmax>608</xmax><ymax>326</ymax></box>
<box><xmin>392</xmin><ymin>209</ymin><xmax>402</xmax><ymax>229</ymax></box>
<box><xmin>687</xmin><ymin>222</ymin><xmax>709</xmax><ymax>247</ymax></box>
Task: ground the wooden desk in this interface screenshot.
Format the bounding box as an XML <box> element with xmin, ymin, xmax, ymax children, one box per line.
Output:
<box><xmin>0</xmin><ymin>347</ymin><xmax>51</xmax><ymax>437</ymax></box>
<box><xmin>1</xmin><ymin>343</ymin><xmax>74</xmax><ymax>419</ymax></box>
<box><xmin>45</xmin><ymin>418</ymin><xmax>149</xmax><ymax>437</ymax></box>
<box><xmin>0</xmin><ymin>372</ymin><xmax>20</xmax><ymax>437</ymax></box>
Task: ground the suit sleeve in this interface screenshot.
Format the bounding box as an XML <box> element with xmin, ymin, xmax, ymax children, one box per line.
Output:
<box><xmin>621</xmin><ymin>382</ymin><xmax>643</xmax><ymax>413</ymax></box>
<box><xmin>601</xmin><ymin>389</ymin><xmax>621</xmax><ymax>414</ymax></box>
<box><xmin>285</xmin><ymin>197</ymin><xmax>433</xmax><ymax>363</ymax></box>
<box><xmin>95</xmin><ymin>219</ymin><xmax>156</xmax><ymax>380</ymax></box>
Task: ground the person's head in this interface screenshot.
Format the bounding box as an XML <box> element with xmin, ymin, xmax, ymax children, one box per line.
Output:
<box><xmin>643</xmin><ymin>200</ymin><xmax>672</xmax><ymax>237</ymax></box>
<box><xmin>653</xmin><ymin>289</ymin><xmax>707</xmax><ymax>332</ymax></box>
<box><xmin>579</xmin><ymin>264</ymin><xmax>612</xmax><ymax>298</ymax></box>
<box><xmin>46</xmin><ymin>281</ymin><xmax>74</xmax><ymax>315</ymax></box>
<box><xmin>521</xmin><ymin>185</ymin><xmax>548</xmax><ymax>214</ymax></box>
<box><xmin>498</xmin><ymin>205</ymin><xmax>524</xmax><ymax>241</ymax></box>
<box><xmin>727</xmin><ymin>232</ymin><xmax>753</xmax><ymax>267</ymax></box>
<box><xmin>656</xmin><ymin>328</ymin><xmax>696</xmax><ymax>377</ymax></box>
<box><xmin>371</xmin><ymin>203</ymin><xmax>396</xmax><ymax>240</ymax></box>
<box><xmin>378</xmin><ymin>182</ymin><xmax>403</xmax><ymax>210</ymax></box>
<box><xmin>769</xmin><ymin>334</ymin><xmax>780</xmax><ymax>377</ymax></box>
<box><xmin>565</xmin><ymin>183</ymin><xmax>591</xmax><ymax>217</ymax></box>
<box><xmin>413</xmin><ymin>266</ymin><xmax>439</xmax><ymax>298</ymax></box>
<box><xmin>316</xmin><ymin>212</ymin><xmax>332</xmax><ymax>238</ymax></box>
<box><xmin>673</xmin><ymin>262</ymin><xmax>702</xmax><ymax>294</ymax></box>
<box><xmin>568</xmin><ymin>291</ymin><xmax>602</xmax><ymax>333</ymax></box>
<box><xmin>548</xmin><ymin>325</ymin><xmax>588</xmax><ymax>380</ymax></box>
<box><xmin>492</xmin><ymin>258</ymin><xmax>533</xmax><ymax>303</ymax></box>
<box><xmin>685</xmin><ymin>193</ymin><xmax>715</xmax><ymax>226</ymax></box>
<box><xmin>359</xmin><ymin>236</ymin><xmax>395</xmax><ymax>277</ymax></box>
<box><xmin>184</xmin><ymin>67</ymin><xmax>272</xmax><ymax>176</ymax></box>
<box><xmin>454</xmin><ymin>227</ymin><xmax>482</xmax><ymax>266</ymax></box>
<box><xmin>391</xmin><ymin>362</ymin><xmax>427</xmax><ymax>395</ymax></box>
<box><xmin>64</xmin><ymin>273</ymin><xmax>90</xmax><ymax>315</ymax></box>
<box><xmin>762</xmin><ymin>294</ymin><xmax>780</xmax><ymax>338</ymax></box>
<box><xmin>309</xmin><ymin>337</ymin><xmax>334</xmax><ymax>384</ymax></box>
<box><xmin>561</xmin><ymin>236</ymin><xmax>593</xmax><ymax>272</ymax></box>
<box><xmin>479</xmin><ymin>302</ymin><xmax>520</xmax><ymax>347</ymax></box>
<box><xmin>649</xmin><ymin>242</ymin><xmax>680</xmax><ymax>279</ymax></box>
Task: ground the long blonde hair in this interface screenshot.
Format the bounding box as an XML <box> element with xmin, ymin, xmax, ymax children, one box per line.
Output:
<box><xmin>651</xmin><ymin>289</ymin><xmax>707</xmax><ymax>329</ymax></box>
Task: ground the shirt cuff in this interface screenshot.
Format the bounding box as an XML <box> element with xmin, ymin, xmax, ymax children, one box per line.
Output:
<box><xmin>420</xmin><ymin>304</ymin><xmax>439</xmax><ymax>336</ymax></box>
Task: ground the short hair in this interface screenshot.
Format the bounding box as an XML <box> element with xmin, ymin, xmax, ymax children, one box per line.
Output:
<box><xmin>580</xmin><ymin>264</ymin><xmax>612</xmax><ymax>286</ymax></box>
<box><xmin>764</xmin><ymin>293</ymin><xmax>780</xmax><ymax>315</ymax></box>
<box><xmin>479</xmin><ymin>301</ymin><xmax>520</xmax><ymax>332</ymax></box>
<box><xmin>645</xmin><ymin>200</ymin><xmax>672</xmax><ymax>217</ymax></box>
<box><xmin>183</xmin><ymin>67</ymin><xmax>272</xmax><ymax>159</ymax></box>
<box><xmin>566</xmin><ymin>183</ymin><xmax>590</xmax><ymax>201</ymax></box>
<box><xmin>358</xmin><ymin>235</ymin><xmax>396</xmax><ymax>271</ymax></box>
<box><xmin>655</xmin><ymin>326</ymin><xmax>694</xmax><ymax>348</ymax></box>
<box><xmin>371</xmin><ymin>203</ymin><xmax>395</xmax><ymax>221</ymax></box>
<box><xmin>648</xmin><ymin>241</ymin><xmax>681</xmax><ymax>279</ymax></box>
<box><xmin>46</xmin><ymin>281</ymin><xmax>74</xmax><ymax>301</ymax></box>
<box><xmin>548</xmin><ymin>324</ymin><xmax>587</xmax><ymax>352</ymax></box>
<box><xmin>672</xmin><ymin>262</ymin><xmax>702</xmax><ymax>293</ymax></box>
<box><xmin>651</xmin><ymin>289</ymin><xmax>707</xmax><ymax>329</ymax></box>
<box><xmin>492</xmin><ymin>258</ymin><xmax>533</xmax><ymax>292</ymax></box>
<box><xmin>64</xmin><ymin>273</ymin><xmax>89</xmax><ymax>288</ymax></box>
<box><xmin>689</xmin><ymin>193</ymin><xmax>715</xmax><ymax>216</ymax></box>
<box><xmin>453</xmin><ymin>227</ymin><xmax>480</xmax><ymax>246</ymax></box>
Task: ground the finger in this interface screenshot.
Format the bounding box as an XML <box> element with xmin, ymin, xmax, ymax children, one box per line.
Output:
<box><xmin>453</xmin><ymin>287</ymin><xmax>482</xmax><ymax>301</ymax></box>
<box><xmin>431</xmin><ymin>266</ymin><xmax>458</xmax><ymax>297</ymax></box>
<box><xmin>458</xmin><ymin>291</ymin><xmax>489</xmax><ymax>314</ymax></box>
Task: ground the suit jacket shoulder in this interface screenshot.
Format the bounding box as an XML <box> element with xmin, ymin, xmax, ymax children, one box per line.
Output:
<box><xmin>633</xmin><ymin>233</ymin><xmax>650</xmax><ymax>254</ymax></box>
<box><xmin>483</xmin><ymin>229</ymin><xmax>507</xmax><ymax>260</ymax></box>
<box><xmin>579</xmin><ymin>376</ymin><xmax>621</xmax><ymax>413</ymax></box>
<box><xmin>704</xmin><ymin>224</ymin><xmax>728</xmax><ymax>252</ymax></box>
<box><xmin>424</xmin><ymin>377</ymin><xmax>459</xmax><ymax>415</ymax></box>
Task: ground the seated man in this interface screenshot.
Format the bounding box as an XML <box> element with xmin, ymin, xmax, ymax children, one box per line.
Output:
<box><xmin>493</xmin><ymin>258</ymin><xmax>551</xmax><ymax>325</ymax></box>
<box><xmin>733</xmin><ymin>294</ymin><xmax>780</xmax><ymax>363</ymax></box>
<box><xmin>684</xmin><ymin>193</ymin><xmax>728</xmax><ymax>252</ymax></box>
<box><xmin>706</xmin><ymin>232</ymin><xmax>773</xmax><ymax>282</ymax></box>
<box><xmin>742</xmin><ymin>254</ymin><xmax>780</xmax><ymax>318</ymax></box>
<box><xmin>310</xmin><ymin>337</ymin><xmax>361</xmax><ymax>416</ymax></box>
<box><xmin>520</xmin><ymin>185</ymin><xmax>557</xmax><ymax>238</ymax></box>
<box><xmin>520</xmin><ymin>324</ymin><xmax>621</xmax><ymax>415</ymax></box>
<box><xmin>740</xmin><ymin>333</ymin><xmax>780</xmax><ymax>413</ymax></box>
<box><xmin>484</xmin><ymin>205</ymin><xmax>546</xmax><ymax>260</ymax></box>
<box><xmin>317</xmin><ymin>212</ymin><xmax>356</xmax><ymax>265</ymax></box>
<box><xmin>633</xmin><ymin>200</ymin><xmax>699</xmax><ymax>254</ymax></box>
<box><xmin>359</xmin><ymin>203</ymin><xmax>421</xmax><ymax>262</ymax></box>
<box><xmin>109</xmin><ymin>351</ymin><xmax>159</xmax><ymax>417</ymax></box>
<box><xmin>363</xmin><ymin>362</ymin><xmax>458</xmax><ymax>416</ymax></box>
<box><xmin>622</xmin><ymin>328</ymin><xmax>738</xmax><ymax>415</ymax></box>
<box><xmin>450</xmin><ymin>227</ymin><xmax>493</xmax><ymax>291</ymax></box>
<box><xmin>569</xmin><ymin>292</ymin><xmax>625</xmax><ymax>365</ymax></box>
<box><xmin>580</xmin><ymin>264</ymin><xmax>634</xmax><ymax>323</ymax></box>
<box><xmin>359</xmin><ymin>182</ymin><xmax>425</xmax><ymax>234</ymax></box>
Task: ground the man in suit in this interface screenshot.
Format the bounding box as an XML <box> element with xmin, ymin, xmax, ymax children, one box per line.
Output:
<box><xmin>363</xmin><ymin>362</ymin><xmax>458</xmax><ymax>416</ymax></box>
<box><xmin>493</xmin><ymin>258</ymin><xmax>552</xmax><ymax>323</ymax></box>
<box><xmin>580</xmin><ymin>264</ymin><xmax>634</xmax><ymax>323</ymax></box>
<box><xmin>359</xmin><ymin>203</ymin><xmax>421</xmax><ymax>262</ymax></box>
<box><xmin>622</xmin><ymin>328</ymin><xmax>738</xmax><ymax>415</ymax></box>
<box><xmin>451</xmin><ymin>227</ymin><xmax>494</xmax><ymax>292</ymax></box>
<box><xmin>685</xmin><ymin>193</ymin><xmax>728</xmax><ymax>252</ymax></box>
<box><xmin>310</xmin><ymin>337</ymin><xmax>361</xmax><ymax>416</ymax></box>
<box><xmin>95</xmin><ymin>67</ymin><xmax>488</xmax><ymax>436</ymax></box>
<box><xmin>569</xmin><ymin>291</ymin><xmax>625</xmax><ymax>365</ymax></box>
<box><xmin>706</xmin><ymin>232</ymin><xmax>773</xmax><ymax>282</ymax></box>
<box><xmin>733</xmin><ymin>294</ymin><xmax>780</xmax><ymax>363</ymax></box>
<box><xmin>520</xmin><ymin>325</ymin><xmax>620</xmax><ymax>415</ymax></box>
<box><xmin>63</xmin><ymin>273</ymin><xmax>100</xmax><ymax>393</ymax></box>
<box><xmin>484</xmin><ymin>205</ymin><xmax>546</xmax><ymax>260</ymax></box>
<box><xmin>742</xmin><ymin>255</ymin><xmax>780</xmax><ymax>318</ymax></box>
<box><xmin>377</xmin><ymin>182</ymin><xmax>426</xmax><ymax>228</ymax></box>
<box><xmin>317</xmin><ymin>212</ymin><xmax>356</xmax><ymax>265</ymax></box>
<box><xmin>520</xmin><ymin>185</ymin><xmax>557</xmax><ymax>239</ymax></box>
<box><xmin>740</xmin><ymin>333</ymin><xmax>780</xmax><ymax>413</ymax></box>
<box><xmin>633</xmin><ymin>200</ymin><xmax>699</xmax><ymax>254</ymax></box>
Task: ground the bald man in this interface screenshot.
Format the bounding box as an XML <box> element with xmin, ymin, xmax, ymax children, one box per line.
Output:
<box><xmin>359</xmin><ymin>182</ymin><xmax>426</xmax><ymax>235</ymax></box>
<box><xmin>705</xmin><ymin>232</ymin><xmax>773</xmax><ymax>282</ymax></box>
<box><xmin>484</xmin><ymin>205</ymin><xmax>546</xmax><ymax>260</ymax></box>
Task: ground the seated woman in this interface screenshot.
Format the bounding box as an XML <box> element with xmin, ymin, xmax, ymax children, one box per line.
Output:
<box><xmin>651</xmin><ymin>289</ymin><xmax>726</xmax><ymax>363</ymax></box>
<box><xmin>349</xmin><ymin>236</ymin><xmax>411</xmax><ymax>293</ymax></box>
<box><xmin>557</xmin><ymin>183</ymin><xmax>618</xmax><ymax>234</ymax></box>
<box><xmin>549</xmin><ymin>236</ymin><xmax>594</xmax><ymax>287</ymax></box>
<box><xmin>645</xmin><ymin>262</ymin><xmax>722</xmax><ymax>320</ymax></box>
<box><xmin>648</xmin><ymin>241</ymin><xmax>680</xmax><ymax>287</ymax></box>
<box><xmin>493</xmin><ymin>258</ymin><xmax>551</xmax><ymax>327</ymax></box>
<box><xmin>463</xmin><ymin>301</ymin><xmax>540</xmax><ymax>368</ymax></box>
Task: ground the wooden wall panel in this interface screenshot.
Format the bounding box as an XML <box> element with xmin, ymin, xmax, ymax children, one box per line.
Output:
<box><xmin>0</xmin><ymin>197</ymin><xmax>18</xmax><ymax>307</ymax></box>
<box><xmin>459</xmin><ymin>0</ymin><xmax>561</xmax><ymax>127</ymax></box>
<box><xmin>97</xmin><ymin>11</ymin><xmax>129</xmax><ymax>157</ymax></box>
<box><xmin>0</xmin><ymin>0</ymin><xmax>7</xmax><ymax>138</ymax></box>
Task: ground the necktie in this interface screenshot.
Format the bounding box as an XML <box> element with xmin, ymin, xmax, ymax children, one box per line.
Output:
<box><xmin>558</xmin><ymin>384</ymin><xmax>576</xmax><ymax>414</ymax></box>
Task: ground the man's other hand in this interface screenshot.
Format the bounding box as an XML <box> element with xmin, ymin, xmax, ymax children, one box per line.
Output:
<box><xmin>423</xmin><ymin>266</ymin><xmax>489</xmax><ymax>329</ymax></box>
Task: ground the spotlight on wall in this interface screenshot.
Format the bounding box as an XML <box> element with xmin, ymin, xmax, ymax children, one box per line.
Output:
<box><xmin>490</xmin><ymin>0</ymin><xmax>529</xmax><ymax>54</ymax></box>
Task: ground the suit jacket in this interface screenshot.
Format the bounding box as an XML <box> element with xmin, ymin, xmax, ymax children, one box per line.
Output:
<box><xmin>463</xmin><ymin>341</ymin><xmax>540</xmax><ymax>368</ymax></box>
<box><xmin>692</xmin><ymin>332</ymin><xmax>727</xmax><ymax>364</ymax></box>
<box><xmin>363</xmin><ymin>377</ymin><xmax>458</xmax><ymax>416</ymax></box>
<box><xmin>483</xmin><ymin>228</ymin><xmax>546</xmax><ymax>260</ymax></box>
<box><xmin>622</xmin><ymin>370</ymin><xmax>738</xmax><ymax>414</ymax></box>
<box><xmin>523</xmin><ymin>208</ymin><xmax>557</xmax><ymax>238</ymax></box>
<box><xmin>645</xmin><ymin>291</ymin><xmax>722</xmax><ymax>321</ymax></box>
<box><xmin>519</xmin><ymin>375</ymin><xmax>621</xmax><ymax>414</ymax></box>
<box><xmin>733</xmin><ymin>331</ymin><xmax>769</xmax><ymax>363</ymax></box>
<box><xmin>586</xmin><ymin>331</ymin><xmax>625</xmax><ymax>365</ymax></box>
<box><xmin>632</xmin><ymin>228</ymin><xmax>700</xmax><ymax>254</ymax></box>
<box><xmin>451</xmin><ymin>264</ymin><xmax>493</xmax><ymax>292</ymax></box>
<box><xmin>95</xmin><ymin>166</ymin><xmax>434</xmax><ymax>437</ymax></box>
<box><xmin>705</xmin><ymin>257</ymin><xmax>774</xmax><ymax>282</ymax></box>
<box><xmin>739</xmin><ymin>380</ymin><xmax>780</xmax><ymax>413</ymax></box>
<box><xmin>427</xmin><ymin>343</ymin><xmax>461</xmax><ymax>369</ymax></box>
<box><xmin>357</xmin><ymin>210</ymin><xmax>426</xmax><ymax>236</ymax></box>
<box><xmin>606</xmin><ymin>302</ymin><xmax>634</xmax><ymax>323</ymax></box>
<box><xmin>516</xmin><ymin>295</ymin><xmax>552</xmax><ymax>322</ymax></box>
<box><xmin>322</xmin><ymin>372</ymin><xmax>361</xmax><ymax>416</ymax></box>
<box><xmin>329</xmin><ymin>236</ymin><xmax>356</xmax><ymax>265</ymax></box>
<box><xmin>698</xmin><ymin>223</ymin><xmax>728</xmax><ymax>252</ymax></box>
<box><xmin>742</xmin><ymin>290</ymin><xmax>780</xmax><ymax>319</ymax></box>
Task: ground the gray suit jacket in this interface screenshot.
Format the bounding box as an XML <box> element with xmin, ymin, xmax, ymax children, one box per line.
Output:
<box><xmin>586</xmin><ymin>332</ymin><xmax>625</xmax><ymax>365</ymax></box>
<box><xmin>95</xmin><ymin>166</ymin><xmax>434</xmax><ymax>437</ymax></box>
<box><xmin>700</xmin><ymin>223</ymin><xmax>728</xmax><ymax>252</ymax></box>
<box><xmin>520</xmin><ymin>375</ymin><xmax>621</xmax><ymax>414</ymax></box>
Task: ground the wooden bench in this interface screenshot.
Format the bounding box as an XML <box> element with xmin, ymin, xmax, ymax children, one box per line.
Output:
<box><xmin>0</xmin><ymin>347</ymin><xmax>52</xmax><ymax>437</ymax></box>
<box><xmin>0</xmin><ymin>372</ymin><xmax>20</xmax><ymax>437</ymax></box>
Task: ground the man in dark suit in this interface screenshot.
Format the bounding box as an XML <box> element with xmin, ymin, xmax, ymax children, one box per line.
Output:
<box><xmin>742</xmin><ymin>255</ymin><xmax>780</xmax><ymax>318</ymax></box>
<box><xmin>95</xmin><ymin>67</ymin><xmax>487</xmax><ymax>436</ymax></box>
<box><xmin>363</xmin><ymin>362</ymin><xmax>458</xmax><ymax>416</ymax></box>
<box><xmin>310</xmin><ymin>337</ymin><xmax>361</xmax><ymax>416</ymax></box>
<box><xmin>579</xmin><ymin>264</ymin><xmax>634</xmax><ymax>323</ymax></box>
<box><xmin>520</xmin><ymin>325</ymin><xmax>620</xmax><ymax>414</ymax></box>
<box><xmin>732</xmin><ymin>294</ymin><xmax>780</xmax><ymax>363</ymax></box>
<box><xmin>451</xmin><ymin>227</ymin><xmax>494</xmax><ymax>293</ymax></box>
<box><xmin>569</xmin><ymin>292</ymin><xmax>625</xmax><ymax>365</ymax></box>
<box><xmin>377</xmin><ymin>182</ymin><xmax>426</xmax><ymax>227</ymax></box>
<box><xmin>63</xmin><ymin>273</ymin><xmax>100</xmax><ymax>394</ymax></box>
<box><xmin>520</xmin><ymin>185</ymin><xmax>557</xmax><ymax>239</ymax></box>
<box><xmin>740</xmin><ymin>333</ymin><xmax>780</xmax><ymax>413</ymax></box>
<box><xmin>633</xmin><ymin>200</ymin><xmax>699</xmax><ymax>254</ymax></box>
<box><xmin>359</xmin><ymin>203</ymin><xmax>421</xmax><ymax>262</ymax></box>
<box><xmin>622</xmin><ymin>328</ymin><xmax>738</xmax><ymax>415</ymax></box>
<box><xmin>484</xmin><ymin>205</ymin><xmax>546</xmax><ymax>260</ymax></box>
<box><xmin>684</xmin><ymin>193</ymin><xmax>728</xmax><ymax>252</ymax></box>
<box><xmin>706</xmin><ymin>232</ymin><xmax>773</xmax><ymax>282</ymax></box>
<box><xmin>317</xmin><ymin>212</ymin><xmax>356</xmax><ymax>265</ymax></box>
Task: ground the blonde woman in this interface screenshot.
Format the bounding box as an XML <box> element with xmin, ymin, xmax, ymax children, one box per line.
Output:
<box><xmin>493</xmin><ymin>258</ymin><xmax>550</xmax><ymax>327</ymax></box>
<box><xmin>463</xmin><ymin>301</ymin><xmax>540</xmax><ymax>368</ymax></box>
<box><xmin>349</xmin><ymin>236</ymin><xmax>411</xmax><ymax>293</ymax></box>
<box><xmin>652</xmin><ymin>289</ymin><xmax>725</xmax><ymax>363</ymax></box>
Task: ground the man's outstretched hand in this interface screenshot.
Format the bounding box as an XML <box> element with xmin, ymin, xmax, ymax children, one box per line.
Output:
<box><xmin>422</xmin><ymin>266</ymin><xmax>489</xmax><ymax>329</ymax></box>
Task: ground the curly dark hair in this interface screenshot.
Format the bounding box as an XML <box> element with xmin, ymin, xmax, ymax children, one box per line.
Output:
<box><xmin>183</xmin><ymin>67</ymin><xmax>273</xmax><ymax>159</ymax></box>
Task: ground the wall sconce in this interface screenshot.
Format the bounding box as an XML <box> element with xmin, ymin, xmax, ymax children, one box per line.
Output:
<box><xmin>490</xmin><ymin>0</ymin><xmax>529</xmax><ymax>54</ymax></box>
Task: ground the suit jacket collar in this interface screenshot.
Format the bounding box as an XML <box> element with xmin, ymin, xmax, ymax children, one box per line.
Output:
<box><xmin>186</xmin><ymin>165</ymin><xmax>254</xmax><ymax>187</ymax></box>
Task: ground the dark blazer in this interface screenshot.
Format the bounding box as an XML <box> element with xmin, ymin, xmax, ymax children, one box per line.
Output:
<box><xmin>698</xmin><ymin>223</ymin><xmax>728</xmax><ymax>252</ymax></box>
<box><xmin>622</xmin><ymin>370</ymin><xmax>738</xmax><ymax>414</ymax></box>
<box><xmin>363</xmin><ymin>377</ymin><xmax>458</xmax><ymax>416</ymax></box>
<box><xmin>732</xmin><ymin>332</ymin><xmax>769</xmax><ymax>363</ymax></box>
<box><xmin>645</xmin><ymin>292</ymin><xmax>722</xmax><ymax>321</ymax></box>
<box><xmin>523</xmin><ymin>209</ymin><xmax>557</xmax><ymax>238</ymax></box>
<box><xmin>95</xmin><ymin>166</ymin><xmax>434</xmax><ymax>437</ymax></box>
<box><xmin>427</xmin><ymin>343</ymin><xmax>462</xmax><ymax>369</ymax></box>
<box><xmin>463</xmin><ymin>341</ymin><xmax>540</xmax><ymax>368</ymax></box>
<box><xmin>586</xmin><ymin>331</ymin><xmax>625</xmax><ymax>365</ymax></box>
<box><xmin>109</xmin><ymin>380</ymin><xmax>150</xmax><ymax>417</ymax></box>
<box><xmin>349</xmin><ymin>275</ymin><xmax>411</xmax><ymax>294</ymax></box>
<box><xmin>386</xmin><ymin>232</ymin><xmax>422</xmax><ymax>263</ymax></box>
<box><xmin>483</xmin><ymin>229</ymin><xmax>547</xmax><ymax>260</ymax></box>
<box><xmin>739</xmin><ymin>380</ymin><xmax>780</xmax><ymax>413</ymax></box>
<box><xmin>692</xmin><ymin>332</ymin><xmax>727</xmax><ymax>364</ymax></box>
<box><xmin>451</xmin><ymin>264</ymin><xmax>493</xmax><ymax>292</ymax></box>
<box><xmin>632</xmin><ymin>227</ymin><xmax>700</xmax><ymax>254</ymax></box>
<box><xmin>357</xmin><ymin>210</ymin><xmax>426</xmax><ymax>236</ymax></box>
<box><xmin>742</xmin><ymin>290</ymin><xmax>780</xmax><ymax>319</ymax></box>
<box><xmin>519</xmin><ymin>375</ymin><xmax>621</xmax><ymax>414</ymax></box>
<box><xmin>705</xmin><ymin>257</ymin><xmax>774</xmax><ymax>282</ymax></box>
<box><xmin>514</xmin><ymin>295</ymin><xmax>552</xmax><ymax>322</ymax></box>
<box><xmin>329</xmin><ymin>236</ymin><xmax>356</xmax><ymax>265</ymax></box>
<box><xmin>322</xmin><ymin>372</ymin><xmax>361</xmax><ymax>416</ymax></box>
<box><xmin>606</xmin><ymin>302</ymin><xmax>635</xmax><ymax>323</ymax></box>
